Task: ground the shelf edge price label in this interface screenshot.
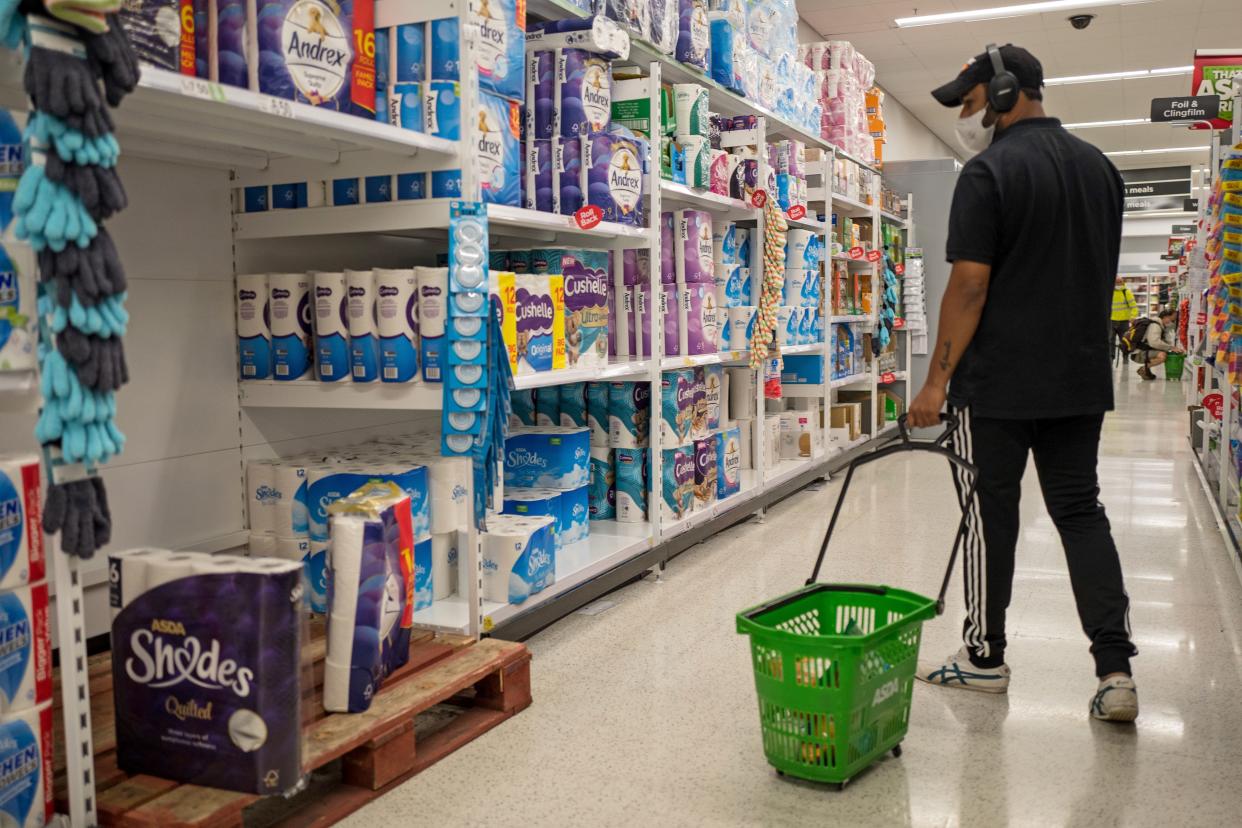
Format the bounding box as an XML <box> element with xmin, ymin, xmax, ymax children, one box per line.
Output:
<box><xmin>848</xmin><ymin>245</ymin><xmax>865</xmax><ymax>260</ymax></box>
<box><xmin>179</xmin><ymin>76</ymin><xmax>226</xmax><ymax>103</ymax></box>
<box><xmin>1197</xmin><ymin>311</ymin><xmax>1207</xmax><ymax>325</ymax></box>
<box><xmin>893</xmin><ymin>317</ymin><xmax>905</xmax><ymax>329</ymax></box>
<box><xmin>751</xmin><ymin>189</ymin><xmax>767</xmax><ymax>209</ymax></box>
<box><xmin>574</xmin><ymin>204</ymin><xmax>602</xmax><ymax>230</ymax></box>
<box><xmin>880</xmin><ymin>371</ymin><xmax>896</xmax><ymax>384</ymax></box>
<box><xmin>260</xmin><ymin>96</ymin><xmax>296</xmax><ymax>119</ymax></box>
<box><xmin>866</xmin><ymin>249</ymin><xmax>883</xmax><ymax>263</ymax></box>
<box><xmin>1202</xmin><ymin>392</ymin><xmax>1224</xmax><ymax>420</ymax></box>
<box><xmin>786</xmin><ymin>204</ymin><xmax>806</xmax><ymax>220</ymax></box>
<box><xmin>894</xmin><ymin>263</ymin><xmax>905</xmax><ymax>275</ymax></box>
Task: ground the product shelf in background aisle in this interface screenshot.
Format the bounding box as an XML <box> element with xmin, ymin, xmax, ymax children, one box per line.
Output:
<box><xmin>659</xmin><ymin>181</ymin><xmax>757</xmax><ymax>220</ymax></box>
<box><xmin>831</xmin><ymin>314</ymin><xmax>872</xmax><ymax>323</ymax></box>
<box><xmin>661</xmin><ymin>470</ymin><xmax>763</xmax><ymax>540</ymax></box>
<box><xmin>828</xmin><ymin>191</ymin><xmax>875</xmax><ymax>217</ymax></box>
<box><xmin>660</xmin><ymin>349</ymin><xmax>751</xmax><ymax>370</ymax></box>
<box><xmin>513</xmin><ymin>359</ymin><xmax>656</xmax><ymax>390</ymax></box>
<box><xmin>880</xmin><ymin>210</ymin><xmax>909</xmax><ymax>228</ymax></box>
<box><xmin>240</xmin><ymin>380</ymin><xmax>443</xmax><ymax>410</ymax></box>
<box><xmin>831</xmin><ymin>372</ymin><xmax>873</xmax><ymax>389</ymax></box>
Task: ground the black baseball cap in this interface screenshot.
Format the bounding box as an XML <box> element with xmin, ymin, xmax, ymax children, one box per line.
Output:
<box><xmin>931</xmin><ymin>44</ymin><xmax>1044</xmax><ymax>107</ymax></box>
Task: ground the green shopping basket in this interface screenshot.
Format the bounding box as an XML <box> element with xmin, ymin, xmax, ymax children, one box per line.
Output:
<box><xmin>1165</xmin><ymin>352</ymin><xmax>1185</xmax><ymax>381</ymax></box>
<box><xmin>736</xmin><ymin>414</ymin><xmax>978</xmax><ymax>788</ymax></box>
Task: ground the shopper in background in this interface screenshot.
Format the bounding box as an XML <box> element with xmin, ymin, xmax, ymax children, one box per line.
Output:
<box><xmin>1112</xmin><ymin>278</ymin><xmax>1139</xmax><ymax>360</ymax></box>
<box><xmin>1131</xmin><ymin>307</ymin><xmax>1182</xmax><ymax>380</ymax></box>
<box><xmin>907</xmin><ymin>44</ymin><xmax>1138</xmax><ymax>722</ymax></box>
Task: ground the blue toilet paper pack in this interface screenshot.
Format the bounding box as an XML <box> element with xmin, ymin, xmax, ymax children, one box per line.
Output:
<box><xmin>470</xmin><ymin>0</ymin><xmax>525</xmax><ymax>102</ymax></box>
<box><xmin>475</xmin><ymin>92</ymin><xmax>522</xmax><ymax>207</ymax></box>
<box><xmin>503</xmin><ymin>426</ymin><xmax>590</xmax><ymax>489</ymax></box>
<box><xmin>560</xmin><ymin>485</ymin><xmax>589</xmax><ymax>544</ymax></box>
<box><xmin>481</xmin><ymin>515</ymin><xmax>555</xmax><ymax>604</ymax></box>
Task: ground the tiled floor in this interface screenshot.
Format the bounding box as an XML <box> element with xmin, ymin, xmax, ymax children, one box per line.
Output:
<box><xmin>343</xmin><ymin>374</ymin><xmax>1242</xmax><ymax>827</ymax></box>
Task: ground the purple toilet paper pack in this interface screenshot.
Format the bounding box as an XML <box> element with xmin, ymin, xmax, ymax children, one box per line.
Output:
<box><xmin>526</xmin><ymin>51</ymin><xmax>556</xmax><ymax>141</ymax></box>
<box><xmin>526</xmin><ymin>139</ymin><xmax>554</xmax><ymax>212</ymax></box>
<box><xmin>583</xmin><ymin>132</ymin><xmax>643</xmax><ymax>225</ymax></box>
<box><xmin>214</xmin><ymin>0</ymin><xmax>249</xmax><ymax>88</ymax></box>
<box><xmin>556</xmin><ymin>136</ymin><xmax>583</xmax><ymax>215</ymax></box>
<box><xmin>561</xmin><ymin>250</ymin><xmax>611</xmax><ymax>368</ymax></box>
<box><xmin>256</xmin><ymin>0</ymin><xmax>373</xmax><ymax>116</ymax></box>
<box><xmin>639</xmin><ymin>282</ymin><xmax>678</xmax><ymax>359</ymax></box>
<box><xmin>660</xmin><ymin>211</ymin><xmax>676</xmax><ymax>283</ymax></box>
<box><xmin>679</xmin><ymin>282</ymin><xmax>718</xmax><ymax>356</ymax></box>
<box><xmin>660</xmin><ymin>446</ymin><xmax>694</xmax><ymax>521</ymax></box>
<box><xmin>690</xmin><ymin>365</ymin><xmax>708</xmax><ymax>439</ymax></box>
<box><xmin>676</xmin><ymin>209</ymin><xmax>714</xmax><ymax>284</ymax></box>
<box><xmin>110</xmin><ymin>556</ymin><xmax>303</xmax><ymax>795</ymax></box>
<box><xmin>558</xmin><ymin>49</ymin><xmax>612</xmax><ymax>137</ymax></box>
<box><xmin>693</xmin><ymin>434</ymin><xmax>718</xmax><ymax>509</ymax></box>
<box><xmin>676</xmin><ymin>0</ymin><xmax>710</xmax><ymax>73</ymax></box>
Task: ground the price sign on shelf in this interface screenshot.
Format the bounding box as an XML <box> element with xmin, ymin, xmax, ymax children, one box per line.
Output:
<box><xmin>260</xmin><ymin>96</ymin><xmax>296</xmax><ymax>119</ymax></box>
<box><xmin>751</xmin><ymin>189</ymin><xmax>768</xmax><ymax>209</ymax></box>
<box><xmin>866</xmin><ymin>249</ymin><xmax>883</xmax><ymax>263</ymax></box>
<box><xmin>880</xmin><ymin>371</ymin><xmax>896</xmax><ymax>384</ymax></box>
<box><xmin>179</xmin><ymin>77</ymin><xmax>226</xmax><ymax>103</ymax></box>
<box><xmin>1202</xmin><ymin>392</ymin><xmax>1224</xmax><ymax>420</ymax></box>
<box><xmin>893</xmin><ymin>317</ymin><xmax>905</xmax><ymax>329</ymax></box>
<box><xmin>574</xmin><ymin>204</ymin><xmax>603</xmax><ymax>230</ymax></box>
<box><xmin>848</xmin><ymin>246</ymin><xmax>865</xmax><ymax>260</ymax></box>
<box><xmin>786</xmin><ymin>204</ymin><xmax>806</xmax><ymax>220</ymax></box>
<box><xmin>894</xmin><ymin>263</ymin><xmax>905</xmax><ymax>275</ymax></box>
<box><xmin>1196</xmin><ymin>311</ymin><xmax>1207</xmax><ymax>325</ymax></box>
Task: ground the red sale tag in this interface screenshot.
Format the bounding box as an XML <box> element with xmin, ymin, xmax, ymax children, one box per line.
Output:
<box><xmin>1203</xmin><ymin>392</ymin><xmax>1224</xmax><ymax>420</ymax></box>
<box><xmin>880</xmin><ymin>371</ymin><xmax>896</xmax><ymax>384</ymax></box>
<box><xmin>786</xmin><ymin>204</ymin><xmax>806</xmax><ymax>220</ymax></box>
<box><xmin>574</xmin><ymin>204</ymin><xmax>602</xmax><ymax>230</ymax></box>
<box><xmin>1197</xmin><ymin>312</ymin><xmax>1207</xmax><ymax>325</ymax></box>
<box><xmin>848</xmin><ymin>246</ymin><xmax>865</xmax><ymax>260</ymax></box>
<box><xmin>866</xmin><ymin>249</ymin><xmax>882</xmax><ymax>263</ymax></box>
<box><xmin>751</xmin><ymin>189</ymin><xmax>768</xmax><ymax>208</ymax></box>
<box><xmin>894</xmin><ymin>263</ymin><xmax>905</xmax><ymax>275</ymax></box>
<box><xmin>893</xmin><ymin>317</ymin><xmax>905</xmax><ymax>329</ymax></box>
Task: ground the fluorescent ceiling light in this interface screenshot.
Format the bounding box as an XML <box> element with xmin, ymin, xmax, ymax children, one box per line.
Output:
<box><xmin>895</xmin><ymin>0</ymin><xmax>1153</xmax><ymax>28</ymax></box>
<box><xmin>1045</xmin><ymin>66</ymin><xmax>1193</xmax><ymax>86</ymax></box>
<box><xmin>1064</xmin><ymin>118</ymin><xmax>1151</xmax><ymax>129</ymax></box>
<box><xmin>1104</xmin><ymin>146</ymin><xmax>1209</xmax><ymax>156</ymax></box>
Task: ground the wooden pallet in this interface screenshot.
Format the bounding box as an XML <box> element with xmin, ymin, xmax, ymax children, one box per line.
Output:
<box><xmin>53</xmin><ymin>629</ymin><xmax>531</xmax><ymax>827</ymax></box>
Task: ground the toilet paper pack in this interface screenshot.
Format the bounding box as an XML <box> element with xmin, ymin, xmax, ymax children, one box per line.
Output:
<box><xmin>481</xmin><ymin>514</ymin><xmax>555</xmax><ymax>604</ymax></box>
<box><xmin>516</xmin><ymin>274</ymin><xmax>567</xmax><ymax>374</ymax></box>
<box><xmin>608</xmin><ymin>381</ymin><xmax>651</xmax><ymax>449</ymax></box>
<box><xmin>588</xmin><ymin>446</ymin><xmax>615</xmax><ymax>520</ymax></box>
<box><xmin>560</xmin><ymin>485</ymin><xmax>589</xmax><ymax>544</ymax></box>
<box><xmin>703</xmin><ymin>365</ymin><xmax>723</xmax><ymax>429</ymax></box>
<box><xmin>271</xmin><ymin>461</ymin><xmax>309</xmax><ymax>536</ymax></box>
<box><xmin>526</xmin><ymin>139</ymin><xmax>554</xmax><ymax>212</ymax></box>
<box><xmin>559</xmin><ymin>250</ymin><xmax>611</xmax><ymax>368</ymax></box>
<box><xmin>236</xmin><ymin>273</ymin><xmax>270</xmax><ymax>380</ymax></box>
<box><xmin>583</xmin><ymin>132</ymin><xmax>645</xmax><ymax>226</ymax></box>
<box><xmin>312</xmin><ymin>271</ymin><xmax>349</xmax><ymax>381</ymax></box>
<box><xmin>213</xmin><ymin>0</ymin><xmax>249</xmax><ymax>88</ymax></box>
<box><xmin>716</xmin><ymin>425</ymin><xmax>741</xmax><ymax>499</ymax></box>
<box><xmin>0</xmin><ymin>702</ymin><xmax>52</xmax><ymax>827</ymax></box>
<box><xmin>0</xmin><ymin>582</ymin><xmax>50</xmax><ymax>715</ymax></box>
<box><xmin>660</xmin><ymin>369</ymin><xmax>694</xmax><ymax>446</ymax></box>
<box><xmin>728</xmin><ymin>306</ymin><xmax>755</xmax><ymax>350</ymax></box>
<box><xmin>468</xmin><ymin>0</ymin><xmax>525</xmax><ymax>102</ymax></box>
<box><xmin>676</xmin><ymin>209</ymin><xmax>714</xmax><ymax>283</ymax></box>
<box><xmin>560</xmin><ymin>382</ymin><xmax>588</xmax><ymax>427</ymax></box>
<box><xmin>345</xmin><ymin>269</ymin><xmax>379</xmax><ymax>382</ymax></box>
<box><xmin>306</xmin><ymin>540</ymin><xmax>328</xmax><ymax>613</ymax></box>
<box><xmin>475</xmin><ymin>92</ymin><xmax>521</xmax><ymax>207</ymax></box>
<box><xmin>676</xmin><ymin>0</ymin><xmax>710</xmax><ymax>72</ymax></box>
<box><xmin>256</xmin><ymin>0</ymin><xmax>376</xmax><ymax>117</ymax></box>
<box><xmin>558</xmin><ymin>49</ymin><xmax>612</xmax><ymax>137</ymax></box>
<box><xmin>502</xmin><ymin>487</ymin><xmax>562</xmax><ymax>541</ymax></box>
<box><xmin>0</xmin><ymin>456</ymin><xmax>43</xmax><ymax>592</ymax></box>
<box><xmin>679</xmin><ymin>282</ymin><xmax>718</xmax><ymax>356</ymax></box>
<box><xmin>672</xmin><ymin>83</ymin><xmax>709</xmax><ymax>136</ymax></box>
<box><xmin>637</xmin><ymin>282</ymin><xmax>678</xmax><ymax>359</ymax></box>
<box><xmin>110</xmin><ymin>550</ymin><xmax>303</xmax><ymax>794</ymax></box>
<box><xmin>504</xmin><ymin>427</ymin><xmax>590</xmax><ymax>489</ymax></box>
<box><xmin>535</xmin><ymin>388</ymin><xmax>560</xmax><ymax>426</ymax></box>
<box><xmin>614</xmin><ymin>447</ymin><xmax>648</xmax><ymax>522</ymax></box>
<box><xmin>586</xmin><ymin>382</ymin><xmax>611</xmax><ymax>446</ymax></box>
<box><xmin>374</xmin><ymin>268</ymin><xmax>420</xmax><ymax>383</ymax></box>
<box><xmin>690</xmin><ymin>366</ymin><xmax>708</xmax><ymax>440</ymax></box>
<box><xmin>527</xmin><ymin>51</ymin><xmax>555</xmax><ymax>141</ymax></box>
<box><xmin>269</xmin><ymin>273</ymin><xmax>312</xmax><ymax>380</ymax></box>
<box><xmin>693</xmin><ymin>435</ymin><xmax>718</xmax><ymax>509</ymax></box>
<box><xmin>660</xmin><ymin>446</ymin><xmax>694</xmax><ymax>522</ymax></box>
<box><xmin>431</xmin><ymin>532</ymin><xmax>458</xmax><ymax>601</ymax></box>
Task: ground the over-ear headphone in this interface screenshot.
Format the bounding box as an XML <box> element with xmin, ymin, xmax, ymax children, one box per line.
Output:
<box><xmin>986</xmin><ymin>43</ymin><xmax>1020</xmax><ymax>113</ymax></box>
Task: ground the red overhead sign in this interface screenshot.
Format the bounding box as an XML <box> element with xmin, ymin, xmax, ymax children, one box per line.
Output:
<box><xmin>1191</xmin><ymin>50</ymin><xmax>1242</xmax><ymax>129</ymax></box>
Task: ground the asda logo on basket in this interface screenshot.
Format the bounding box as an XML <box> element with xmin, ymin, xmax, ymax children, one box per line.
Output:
<box><xmin>872</xmin><ymin>677</ymin><xmax>899</xmax><ymax>707</ymax></box>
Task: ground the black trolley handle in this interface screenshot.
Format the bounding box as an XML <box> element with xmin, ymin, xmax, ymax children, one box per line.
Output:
<box><xmin>805</xmin><ymin>413</ymin><xmax>979</xmax><ymax>616</ymax></box>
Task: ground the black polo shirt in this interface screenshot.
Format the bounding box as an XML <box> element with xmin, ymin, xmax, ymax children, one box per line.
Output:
<box><xmin>945</xmin><ymin>117</ymin><xmax>1124</xmax><ymax>419</ymax></box>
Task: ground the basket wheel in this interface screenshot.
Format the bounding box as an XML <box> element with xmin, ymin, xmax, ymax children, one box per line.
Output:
<box><xmin>892</xmin><ymin>743</ymin><xmax>903</xmax><ymax>758</ymax></box>
<box><xmin>837</xmin><ymin>779</ymin><xmax>850</xmax><ymax>791</ymax></box>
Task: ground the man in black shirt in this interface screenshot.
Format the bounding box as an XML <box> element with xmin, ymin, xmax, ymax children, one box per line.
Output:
<box><xmin>908</xmin><ymin>44</ymin><xmax>1138</xmax><ymax>722</ymax></box>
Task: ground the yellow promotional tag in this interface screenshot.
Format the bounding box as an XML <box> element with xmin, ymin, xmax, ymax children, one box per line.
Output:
<box><xmin>1224</xmin><ymin>180</ymin><xmax>1242</xmax><ymax>192</ymax></box>
<box><xmin>1225</xmin><ymin>231</ymin><xmax>1242</xmax><ymax>245</ymax></box>
<box><xmin>1225</xmin><ymin>159</ymin><xmax>1242</xmax><ymax>170</ymax></box>
<box><xmin>1227</xmin><ymin>192</ymin><xmax>1242</xmax><ymax>207</ymax></box>
<box><xmin>1226</xmin><ymin>247</ymin><xmax>1242</xmax><ymax>263</ymax></box>
<box><xmin>1226</xmin><ymin>212</ymin><xmax>1242</xmax><ymax>226</ymax></box>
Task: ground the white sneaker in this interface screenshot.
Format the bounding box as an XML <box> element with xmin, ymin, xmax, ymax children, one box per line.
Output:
<box><xmin>916</xmin><ymin>646</ymin><xmax>1011</xmax><ymax>694</ymax></box>
<box><xmin>1090</xmin><ymin>675</ymin><xmax>1139</xmax><ymax>722</ymax></box>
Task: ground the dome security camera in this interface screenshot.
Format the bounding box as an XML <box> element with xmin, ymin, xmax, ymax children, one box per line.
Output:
<box><xmin>1068</xmin><ymin>13</ymin><xmax>1095</xmax><ymax>29</ymax></box>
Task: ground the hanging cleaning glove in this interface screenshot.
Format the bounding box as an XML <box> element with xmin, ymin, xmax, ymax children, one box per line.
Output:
<box><xmin>57</xmin><ymin>325</ymin><xmax>127</xmax><ymax>391</ymax></box>
<box><xmin>0</xmin><ymin>0</ymin><xmax>25</xmax><ymax>47</ymax></box>
<box><xmin>13</xmin><ymin>162</ymin><xmax>98</xmax><ymax>251</ymax></box>
<box><xmin>23</xmin><ymin>14</ymin><xmax>115</xmax><ymax>137</ymax></box>
<box><xmin>44</xmin><ymin>152</ymin><xmax>126</xmax><ymax>221</ymax></box>
<box><xmin>39</xmin><ymin>227</ymin><xmax>126</xmax><ymax>306</ymax></box>
<box><xmin>43</xmin><ymin>475</ymin><xmax>112</xmax><ymax>559</ymax></box>
<box><xmin>84</xmin><ymin>12</ymin><xmax>139</xmax><ymax>106</ymax></box>
<box><xmin>26</xmin><ymin>111</ymin><xmax>120</xmax><ymax>167</ymax></box>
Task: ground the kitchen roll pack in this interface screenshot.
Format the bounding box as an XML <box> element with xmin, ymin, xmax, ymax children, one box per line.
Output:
<box><xmin>0</xmin><ymin>700</ymin><xmax>52</xmax><ymax>828</ymax></box>
<box><xmin>0</xmin><ymin>456</ymin><xmax>44</xmax><ymax>593</ymax></box>
<box><xmin>236</xmin><ymin>273</ymin><xmax>271</xmax><ymax>380</ymax></box>
<box><xmin>109</xmin><ymin>549</ymin><xmax>304</xmax><ymax>795</ymax></box>
<box><xmin>0</xmin><ymin>583</ymin><xmax>49</xmax><ymax>716</ymax></box>
<box><xmin>376</xmin><ymin>268</ymin><xmax>420</xmax><ymax>383</ymax></box>
<box><xmin>269</xmin><ymin>273</ymin><xmax>313</xmax><ymax>380</ymax></box>
<box><xmin>346</xmin><ymin>269</ymin><xmax>380</xmax><ymax>382</ymax></box>
<box><xmin>325</xmin><ymin>483</ymin><xmax>416</xmax><ymax>714</ymax></box>
<box><xmin>313</xmin><ymin>271</ymin><xmax>350</xmax><ymax>381</ymax></box>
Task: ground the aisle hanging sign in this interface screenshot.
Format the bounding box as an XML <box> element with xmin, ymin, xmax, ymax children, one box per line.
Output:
<box><xmin>1149</xmin><ymin>95</ymin><xmax>1220</xmax><ymax>124</ymax></box>
<box><xmin>1190</xmin><ymin>50</ymin><xmax>1242</xmax><ymax>129</ymax></box>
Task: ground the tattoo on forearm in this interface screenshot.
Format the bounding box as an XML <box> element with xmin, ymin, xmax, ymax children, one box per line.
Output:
<box><xmin>938</xmin><ymin>341</ymin><xmax>952</xmax><ymax>372</ymax></box>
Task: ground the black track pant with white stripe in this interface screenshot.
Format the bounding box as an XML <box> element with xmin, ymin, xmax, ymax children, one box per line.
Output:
<box><xmin>948</xmin><ymin>405</ymin><xmax>1137</xmax><ymax>677</ymax></box>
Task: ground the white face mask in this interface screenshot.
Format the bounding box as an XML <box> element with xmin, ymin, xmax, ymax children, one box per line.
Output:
<box><xmin>955</xmin><ymin>108</ymin><xmax>995</xmax><ymax>156</ymax></box>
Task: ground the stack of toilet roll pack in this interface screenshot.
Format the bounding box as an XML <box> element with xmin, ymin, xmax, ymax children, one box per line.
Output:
<box><xmin>0</xmin><ymin>455</ymin><xmax>53</xmax><ymax>828</ymax></box>
<box><xmin>107</xmin><ymin>548</ymin><xmax>304</xmax><ymax>796</ymax></box>
<box><xmin>324</xmin><ymin>482</ymin><xmax>415</xmax><ymax>713</ymax></box>
<box><xmin>247</xmin><ymin>432</ymin><xmax>464</xmax><ymax>615</ymax></box>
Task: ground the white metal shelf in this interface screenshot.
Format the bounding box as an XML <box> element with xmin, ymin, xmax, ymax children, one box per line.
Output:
<box><xmin>830</xmin><ymin>192</ymin><xmax>876</xmax><ymax>216</ymax></box>
<box><xmin>880</xmin><ymin>211</ymin><xmax>909</xmax><ymax>228</ymax></box>
<box><xmin>0</xmin><ymin>63</ymin><xmax>459</xmax><ymax>171</ymax></box>
<box><xmin>659</xmin><ymin>181</ymin><xmax>757</xmax><ymax>220</ymax></box>
<box><xmin>661</xmin><ymin>470</ymin><xmax>762</xmax><ymax>538</ymax></box>
<box><xmin>781</xmin><ymin>342</ymin><xmax>825</xmax><ymax>355</ymax></box>
<box><xmin>240</xmin><ymin>380</ymin><xmax>442</xmax><ymax>409</ymax></box>
<box><xmin>832</xmin><ymin>253</ymin><xmax>878</xmax><ymax>267</ymax></box>
<box><xmin>831</xmin><ymin>373</ymin><xmax>872</xmax><ymax>389</ymax></box>
<box><xmin>830</xmin><ymin>314</ymin><xmax>872</xmax><ymax>323</ymax></box>
<box><xmin>786</xmin><ymin>214</ymin><xmax>826</xmax><ymax>232</ymax></box>
<box><xmin>660</xmin><ymin>349</ymin><xmax>750</xmax><ymax>370</ymax></box>
<box><xmin>878</xmin><ymin>370</ymin><xmax>908</xmax><ymax>383</ymax></box>
<box><xmin>235</xmin><ymin>200</ymin><xmax>654</xmax><ymax>243</ymax></box>
<box><xmin>513</xmin><ymin>360</ymin><xmax>655</xmax><ymax>390</ymax></box>
<box><xmin>765</xmin><ymin>453</ymin><xmax>828</xmax><ymax>486</ymax></box>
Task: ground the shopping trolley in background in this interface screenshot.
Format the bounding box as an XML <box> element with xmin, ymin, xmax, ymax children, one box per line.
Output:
<box><xmin>736</xmin><ymin>414</ymin><xmax>978</xmax><ymax>788</ymax></box>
